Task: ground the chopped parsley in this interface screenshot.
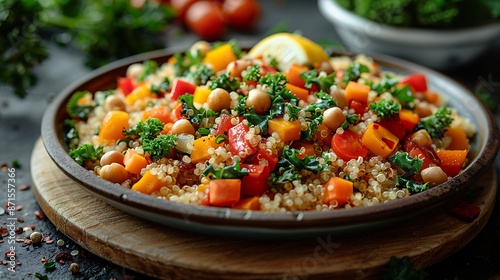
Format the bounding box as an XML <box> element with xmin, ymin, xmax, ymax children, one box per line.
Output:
<box><xmin>342</xmin><ymin>63</ymin><xmax>370</xmax><ymax>83</ymax></box>
<box><xmin>209</xmin><ymin>72</ymin><xmax>240</xmax><ymax>91</ymax></box>
<box><xmin>142</xmin><ymin>134</ymin><xmax>177</xmax><ymax>160</ymax></box>
<box><xmin>150</xmin><ymin>77</ymin><xmax>170</xmax><ymax>95</ymax></box>
<box><xmin>188</xmin><ymin>64</ymin><xmax>215</xmax><ymax>86</ymax></box>
<box><xmin>124</xmin><ymin>118</ymin><xmax>164</xmax><ymax>141</ymax></box>
<box><xmin>242</xmin><ymin>64</ymin><xmax>261</xmax><ymax>83</ymax></box>
<box><xmin>69</xmin><ymin>144</ymin><xmax>103</xmax><ymax>166</ymax></box>
<box><xmin>373</xmin><ymin>78</ymin><xmax>399</xmax><ymax>94</ymax></box>
<box><xmin>300</xmin><ymin>69</ymin><xmax>336</xmax><ymax>92</ymax></box>
<box><xmin>369</xmin><ymin>99</ymin><xmax>401</xmax><ymax>119</ymax></box>
<box><xmin>63</xmin><ymin>119</ymin><xmax>79</xmax><ymax>148</ymax></box>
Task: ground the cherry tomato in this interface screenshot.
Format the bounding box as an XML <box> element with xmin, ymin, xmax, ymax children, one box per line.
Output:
<box><xmin>170</xmin><ymin>0</ymin><xmax>198</xmax><ymax>22</ymax></box>
<box><xmin>223</xmin><ymin>0</ymin><xmax>261</xmax><ymax>31</ymax></box>
<box><xmin>186</xmin><ymin>1</ymin><xmax>225</xmax><ymax>41</ymax></box>
<box><xmin>331</xmin><ymin>130</ymin><xmax>368</xmax><ymax>161</ymax></box>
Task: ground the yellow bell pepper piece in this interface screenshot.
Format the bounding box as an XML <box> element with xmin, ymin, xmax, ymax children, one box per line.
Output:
<box><xmin>203</xmin><ymin>43</ymin><xmax>237</xmax><ymax>72</ymax></box>
<box><xmin>361</xmin><ymin>123</ymin><xmax>399</xmax><ymax>158</ymax></box>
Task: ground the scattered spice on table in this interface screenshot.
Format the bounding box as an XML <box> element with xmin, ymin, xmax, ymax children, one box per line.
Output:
<box><xmin>30</xmin><ymin>231</ymin><xmax>43</xmax><ymax>244</ymax></box>
<box><xmin>19</xmin><ymin>184</ymin><xmax>31</xmax><ymax>191</ymax></box>
<box><xmin>34</xmin><ymin>210</ymin><xmax>45</xmax><ymax>220</ymax></box>
<box><xmin>69</xmin><ymin>262</ymin><xmax>80</xmax><ymax>274</ymax></box>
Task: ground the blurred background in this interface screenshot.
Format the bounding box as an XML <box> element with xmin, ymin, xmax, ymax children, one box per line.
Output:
<box><xmin>1</xmin><ymin>0</ymin><xmax>499</xmax><ymax>279</ymax></box>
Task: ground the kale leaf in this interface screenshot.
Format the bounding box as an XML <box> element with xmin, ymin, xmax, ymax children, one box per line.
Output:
<box><xmin>393</xmin><ymin>85</ymin><xmax>415</xmax><ymax>109</ymax></box>
<box><xmin>300</xmin><ymin>69</ymin><xmax>336</xmax><ymax>92</ymax></box>
<box><xmin>66</xmin><ymin>91</ymin><xmax>94</xmax><ymax>120</ymax></box>
<box><xmin>209</xmin><ymin>72</ymin><xmax>240</xmax><ymax>91</ymax></box>
<box><xmin>342</xmin><ymin>63</ymin><xmax>370</xmax><ymax>84</ymax></box>
<box><xmin>388</xmin><ymin>152</ymin><xmax>423</xmax><ymax>175</ymax></box>
<box><xmin>415</xmin><ymin>106</ymin><xmax>454</xmax><ymax>138</ymax></box>
<box><xmin>124</xmin><ymin>118</ymin><xmax>164</xmax><ymax>141</ymax></box>
<box><xmin>202</xmin><ymin>157</ymin><xmax>249</xmax><ymax>180</ymax></box>
<box><xmin>178</xmin><ymin>94</ymin><xmax>218</xmax><ymax>125</ymax></box>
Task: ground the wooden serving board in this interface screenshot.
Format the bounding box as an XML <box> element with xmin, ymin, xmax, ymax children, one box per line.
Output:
<box><xmin>31</xmin><ymin>139</ymin><xmax>496</xmax><ymax>280</ymax></box>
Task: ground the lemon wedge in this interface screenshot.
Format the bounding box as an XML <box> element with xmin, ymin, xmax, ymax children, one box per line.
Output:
<box><xmin>247</xmin><ymin>33</ymin><xmax>330</xmax><ymax>72</ymax></box>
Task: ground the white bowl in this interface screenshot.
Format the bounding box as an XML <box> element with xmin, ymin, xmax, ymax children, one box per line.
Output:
<box><xmin>318</xmin><ymin>0</ymin><xmax>500</xmax><ymax>70</ymax></box>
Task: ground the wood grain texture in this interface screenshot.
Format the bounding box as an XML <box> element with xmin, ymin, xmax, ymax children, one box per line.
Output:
<box><xmin>31</xmin><ymin>139</ymin><xmax>496</xmax><ymax>280</ymax></box>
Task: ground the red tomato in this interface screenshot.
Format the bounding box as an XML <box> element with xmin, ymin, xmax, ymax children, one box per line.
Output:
<box><xmin>223</xmin><ymin>0</ymin><xmax>261</xmax><ymax>31</ymax></box>
<box><xmin>331</xmin><ymin>130</ymin><xmax>368</xmax><ymax>161</ymax></box>
<box><xmin>227</xmin><ymin>122</ymin><xmax>257</xmax><ymax>160</ymax></box>
<box><xmin>349</xmin><ymin>100</ymin><xmax>367</xmax><ymax>115</ymax></box>
<box><xmin>215</xmin><ymin>115</ymin><xmax>243</xmax><ymax>137</ymax></box>
<box><xmin>249</xmin><ymin>148</ymin><xmax>278</xmax><ymax>171</ymax></box>
<box><xmin>400</xmin><ymin>73</ymin><xmax>428</xmax><ymax>92</ymax></box>
<box><xmin>186</xmin><ymin>1</ymin><xmax>225</xmax><ymax>41</ymax></box>
<box><xmin>170</xmin><ymin>0</ymin><xmax>198</xmax><ymax>23</ymax></box>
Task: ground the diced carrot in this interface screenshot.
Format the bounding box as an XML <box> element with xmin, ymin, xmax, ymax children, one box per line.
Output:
<box><xmin>314</xmin><ymin>124</ymin><xmax>333</xmax><ymax>146</ymax></box>
<box><xmin>399</xmin><ymin>109</ymin><xmax>420</xmax><ymax>132</ymax></box>
<box><xmin>98</xmin><ymin>111</ymin><xmax>129</xmax><ymax>142</ymax></box>
<box><xmin>203</xmin><ymin>43</ymin><xmax>237</xmax><ymax>72</ymax></box>
<box><xmin>286</xmin><ymin>83</ymin><xmax>309</xmax><ymax>102</ymax></box>
<box><xmin>209</xmin><ymin>179</ymin><xmax>241</xmax><ymax>207</ymax></box>
<box><xmin>232</xmin><ymin>197</ymin><xmax>261</xmax><ymax>210</ymax></box>
<box><xmin>190</xmin><ymin>135</ymin><xmax>223</xmax><ymax>163</ymax></box>
<box><xmin>125</xmin><ymin>84</ymin><xmax>153</xmax><ymax>105</ymax></box>
<box><xmin>284</xmin><ymin>64</ymin><xmax>309</xmax><ymax>88</ymax></box>
<box><xmin>268</xmin><ymin>118</ymin><xmax>302</xmax><ymax>143</ymax></box>
<box><xmin>361</xmin><ymin>123</ymin><xmax>399</xmax><ymax>158</ymax></box>
<box><xmin>444</xmin><ymin>127</ymin><xmax>469</xmax><ymax>150</ymax></box>
<box><xmin>193</xmin><ymin>85</ymin><xmax>212</xmax><ymax>106</ymax></box>
<box><xmin>131</xmin><ymin>170</ymin><xmax>164</xmax><ymax>195</ymax></box>
<box><xmin>141</xmin><ymin>106</ymin><xmax>174</xmax><ymax>124</ymax></box>
<box><xmin>291</xmin><ymin>142</ymin><xmax>316</xmax><ymax>160</ymax></box>
<box><xmin>436</xmin><ymin>149</ymin><xmax>468</xmax><ymax>177</ymax></box>
<box><xmin>123</xmin><ymin>149</ymin><xmax>148</xmax><ymax>175</ymax></box>
<box><xmin>345</xmin><ymin>81</ymin><xmax>370</xmax><ymax>104</ymax></box>
<box><xmin>323</xmin><ymin>177</ymin><xmax>353</xmax><ymax>207</ymax></box>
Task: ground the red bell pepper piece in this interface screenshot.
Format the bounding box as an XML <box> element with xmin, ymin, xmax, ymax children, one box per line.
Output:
<box><xmin>400</xmin><ymin>73</ymin><xmax>428</xmax><ymax>92</ymax></box>
<box><xmin>170</xmin><ymin>78</ymin><xmax>197</xmax><ymax>100</ymax></box>
<box><xmin>117</xmin><ymin>77</ymin><xmax>136</xmax><ymax>96</ymax></box>
<box><xmin>227</xmin><ymin>122</ymin><xmax>257</xmax><ymax>161</ymax></box>
<box><xmin>379</xmin><ymin>116</ymin><xmax>407</xmax><ymax>140</ymax></box>
<box><xmin>240</xmin><ymin>164</ymin><xmax>271</xmax><ymax>196</ymax></box>
<box><xmin>249</xmin><ymin>148</ymin><xmax>278</xmax><ymax>171</ymax></box>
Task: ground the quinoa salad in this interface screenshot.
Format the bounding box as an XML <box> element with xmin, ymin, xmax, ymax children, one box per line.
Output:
<box><xmin>64</xmin><ymin>34</ymin><xmax>476</xmax><ymax>212</ymax></box>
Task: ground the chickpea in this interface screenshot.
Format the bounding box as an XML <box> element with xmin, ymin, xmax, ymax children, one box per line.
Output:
<box><xmin>104</xmin><ymin>95</ymin><xmax>127</xmax><ymax>112</ymax></box>
<box><xmin>170</xmin><ymin>119</ymin><xmax>195</xmax><ymax>135</ymax></box>
<box><xmin>411</xmin><ymin>129</ymin><xmax>432</xmax><ymax>147</ymax></box>
<box><xmin>314</xmin><ymin>61</ymin><xmax>334</xmax><ymax>75</ymax></box>
<box><xmin>189</xmin><ymin>41</ymin><xmax>211</xmax><ymax>57</ymax></box>
<box><xmin>322</xmin><ymin>107</ymin><xmax>346</xmax><ymax>131</ymax></box>
<box><xmin>100</xmin><ymin>150</ymin><xmax>125</xmax><ymax>167</ymax></box>
<box><xmin>421</xmin><ymin>166</ymin><xmax>448</xmax><ymax>187</ymax></box>
<box><xmin>246</xmin><ymin>88</ymin><xmax>271</xmax><ymax>115</ymax></box>
<box><xmin>415</xmin><ymin>102</ymin><xmax>433</xmax><ymax>118</ymax></box>
<box><xmin>126</xmin><ymin>63</ymin><xmax>144</xmax><ymax>80</ymax></box>
<box><xmin>99</xmin><ymin>163</ymin><xmax>129</xmax><ymax>184</ymax></box>
<box><xmin>331</xmin><ymin>88</ymin><xmax>347</xmax><ymax>109</ymax></box>
<box><xmin>207</xmin><ymin>88</ymin><xmax>231</xmax><ymax>112</ymax></box>
<box><xmin>226</xmin><ymin>59</ymin><xmax>252</xmax><ymax>78</ymax></box>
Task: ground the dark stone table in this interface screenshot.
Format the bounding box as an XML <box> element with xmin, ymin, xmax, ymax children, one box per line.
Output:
<box><xmin>1</xmin><ymin>1</ymin><xmax>499</xmax><ymax>279</ymax></box>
